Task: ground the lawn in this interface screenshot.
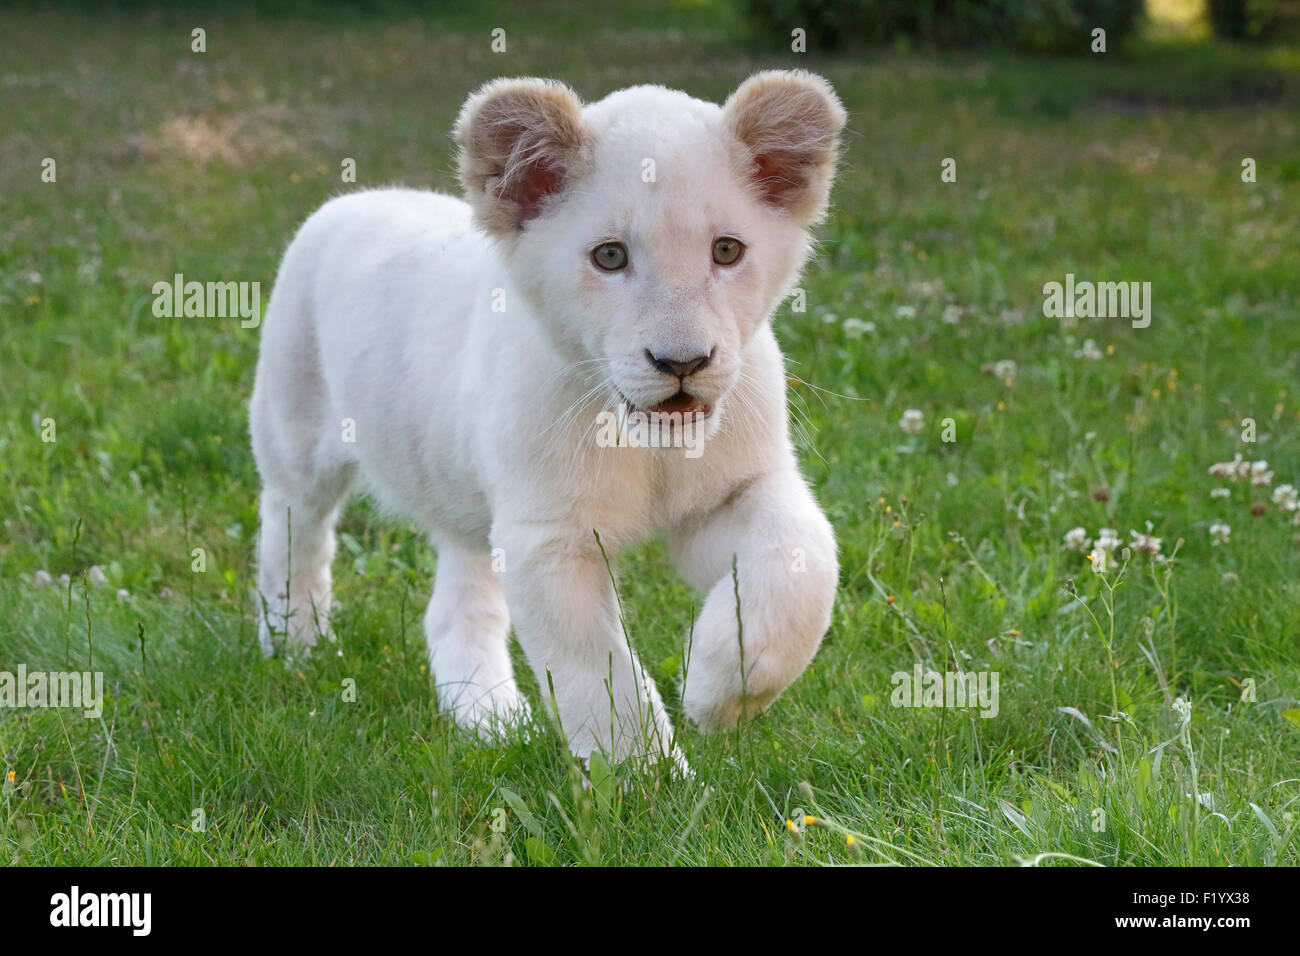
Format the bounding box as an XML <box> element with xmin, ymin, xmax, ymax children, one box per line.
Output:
<box><xmin>2</xmin><ymin>0</ymin><xmax>1299</xmax><ymax>865</ymax></box>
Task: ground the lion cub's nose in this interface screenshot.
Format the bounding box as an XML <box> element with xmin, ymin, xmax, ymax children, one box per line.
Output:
<box><xmin>646</xmin><ymin>348</ymin><xmax>713</xmax><ymax>379</ymax></box>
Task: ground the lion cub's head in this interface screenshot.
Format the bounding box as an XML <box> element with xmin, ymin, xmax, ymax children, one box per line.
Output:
<box><xmin>455</xmin><ymin>71</ymin><xmax>845</xmax><ymax>432</ymax></box>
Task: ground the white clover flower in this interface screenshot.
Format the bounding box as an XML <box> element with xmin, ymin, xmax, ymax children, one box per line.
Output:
<box><xmin>1063</xmin><ymin>527</ymin><xmax>1091</xmax><ymax>552</ymax></box>
<box><xmin>1096</xmin><ymin>528</ymin><xmax>1121</xmax><ymax>552</ymax></box>
<box><xmin>993</xmin><ymin>359</ymin><xmax>1017</xmax><ymax>382</ymax></box>
<box><xmin>1130</xmin><ymin>525</ymin><xmax>1162</xmax><ymax>555</ymax></box>
<box><xmin>1208</xmin><ymin>454</ymin><xmax>1244</xmax><ymax>480</ymax></box>
<box><xmin>1075</xmin><ymin>339</ymin><xmax>1103</xmax><ymax>360</ymax></box>
<box><xmin>1210</xmin><ymin>487</ymin><xmax>1230</xmax><ymax>499</ymax></box>
<box><xmin>33</xmin><ymin>570</ymin><xmax>53</xmax><ymax>587</ymax></box>
<box><xmin>1274</xmin><ymin>484</ymin><xmax>1298</xmax><ymax>511</ymax></box>
<box><xmin>77</xmin><ymin>256</ymin><xmax>102</xmax><ymax>283</ymax></box>
<box><xmin>1209</xmin><ymin>522</ymin><xmax>1231</xmax><ymax>546</ymax></box>
<box><xmin>899</xmin><ymin>409</ymin><xmax>924</xmax><ymax>435</ymax></box>
<box><xmin>87</xmin><ymin>565</ymin><xmax>109</xmax><ymax>587</ymax></box>
<box><xmin>842</xmin><ymin>317</ymin><xmax>876</xmax><ymax>338</ymax></box>
<box><xmin>942</xmin><ymin>304</ymin><xmax>962</xmax><ymax>324</ymax></box>
<box><xmin>1250</xmin><ymin>460</ymin><xmax>1273</xmax><ymax>486</ymax></box>
<box><xmin>895</xmin><ymin>305</ymin><xmax>916</xmax><ymax>319</ymax></box>
<box><xmin>116</xmin><ymin>588</ymin><xmax>130</xmax><ymax>601</ymax></box>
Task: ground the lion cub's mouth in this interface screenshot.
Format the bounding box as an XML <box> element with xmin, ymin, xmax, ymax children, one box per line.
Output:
<box><xmin>623</xmin><ymin>390</ymin><xmax>714</xmax><ymax>419</ymax></box>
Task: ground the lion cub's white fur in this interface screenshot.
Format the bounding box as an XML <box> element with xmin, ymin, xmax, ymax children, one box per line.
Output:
<box><xmin>250</xmin><ymin>71</ymin><xmax>845</xmax><ymax>769</ymax></box>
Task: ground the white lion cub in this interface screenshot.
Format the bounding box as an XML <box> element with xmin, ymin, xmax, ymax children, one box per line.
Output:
<box><xmin>249</xmin><ymin>71</ymin><xmax>845</xmax><ymax>770</ymax></box>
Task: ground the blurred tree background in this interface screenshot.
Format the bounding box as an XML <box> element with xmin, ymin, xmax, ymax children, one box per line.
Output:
<box><xmin>748</xmin><ymin>0</ymin><xmax>1300</xmax><ymax>48</ymax></box>
<box><xmin>745</xmin><ymin>0</ymin><xmax>1300</xmax><ymax>49</ymax></box>
<box><xmin>747</xmin><ymin>0</ymin><xmax>1145</xmax><ymax>50</ymax></box>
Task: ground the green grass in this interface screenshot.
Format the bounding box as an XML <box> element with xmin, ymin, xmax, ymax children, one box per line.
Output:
<box><xmin>2</xmin><ymin>2</ymin><xmax>1299</xmax><ymax>866</ymax></box>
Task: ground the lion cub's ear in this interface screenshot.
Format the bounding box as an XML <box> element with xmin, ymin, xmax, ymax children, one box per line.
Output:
<box><xmin>455</xmin><ymin>77</ymin><xmax>592</xmax><ymax>235</ymax></box>
<box><xmin>724</xmin><ymin>70</ymin><xmax>846</xmax><ymax>225</ymax></box>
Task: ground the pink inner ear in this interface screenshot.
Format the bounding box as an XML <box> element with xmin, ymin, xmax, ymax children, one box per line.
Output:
<box><xmin>513</xmin><ymin>157</ymin><xmax>563</xmax><ymax>225</ymax></box>
<box><xmin>751</xmin><ymin>152</ymin><xmax>801</xmax><ymax>206</ymax></box>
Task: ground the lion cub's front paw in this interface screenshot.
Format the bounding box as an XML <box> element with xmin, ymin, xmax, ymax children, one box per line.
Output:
<box><xmin>680</xmin><ymin>611</ymin><xmax>819</xmax><ymax>732</ymax></box>
<box><xmin>681</xmin><ymin>658</ymin><xmax>785</xmax><ymax>732</ymax></box>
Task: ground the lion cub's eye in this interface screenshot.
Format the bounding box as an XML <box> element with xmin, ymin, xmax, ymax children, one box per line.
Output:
<box><xmin>592</xmin><ymin>242</ymin><xmax>628</xmax><ymax>271</ymax></box>
<box><xmin>712</xmin><ymin>237</ymin><xmax>745</xmax><ymax>266</ymax></box>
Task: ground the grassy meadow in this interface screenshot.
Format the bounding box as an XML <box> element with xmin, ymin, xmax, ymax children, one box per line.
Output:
<box><xmin>2</xmin><ymin>1</ymin><xmax>1299</xmax><ymax>865</ymax></box>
